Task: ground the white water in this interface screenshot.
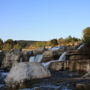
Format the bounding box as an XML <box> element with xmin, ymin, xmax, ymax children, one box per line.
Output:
<box><xmin>58</xmin><ymin>52</ymin><xmax>67</xmax><ymax>61</ymax></box>
<box><xmin>20</xmin><ymin>57</ymin><xmax>23</xmax><ymax>62</ymax></box>
<box><xmin>0</xmin><ymin>71</ymin><xmax>8</xmax><ymax>79</ymax></box>
<box><xmin>29</xmin><ymin>56</ymin><xmax>35</xmax><ymax>62</ymax></box>
<box><xmin>48</xmin><ymin>46</ymin><xmax>60</xmax><ymax>51</ymax></box>
<box><xmin>42</xmin><ymin>52</ymin><xmax>67</xmax><ymax>68</ymax></box>
<box><xmin>29</xmin><ymin>52</ymin><xmax>67</xmax><ymax>68</ymax></box>
<box><xmin>77</xmin><ymin>44</ymin><xmax>85</xmax><ymax>50</ymax></box>
<box><xmin>29</xmin><ymin>54</ymin><xmax>43</xmax><ymax>62</ymax></box>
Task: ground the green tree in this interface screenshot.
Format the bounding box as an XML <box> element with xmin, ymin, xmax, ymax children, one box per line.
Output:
<box><xmin>83</xmin><ymin>27</ymin><xmax>90</xmax><ymax>44</ymax></box>
<box><xmin>50</xmin><ymin>39</ymin><xmax>58</xmax><ymax>46</ymax></box>
<box><xmin>5</xmin><ymin>39</ymin><xmax>13</xmax><ymax>44</ymax></box>
<box><xmin>0</xmin><ymin>38</ymin><xmax>3</xmax><ymax>50</ymax></box>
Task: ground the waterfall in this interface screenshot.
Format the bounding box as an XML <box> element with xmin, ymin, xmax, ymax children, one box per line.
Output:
<box><xmin>77</xmin><ymin>44</ymin><xmax>85</xmax><ymax>50</ymax></box>
<box><xmin>20</xmin><ymin>57</ymin><xmax>23</xmax><ymax>62</ymax></box>
<box><xmin>29</xmin><ymin>54</ymin><xmax>43</xmax><ymax>62</ymax></box>
<box><xmin>42</xmin><ymin>52</ymin><xmax>67</xmax><ymax>68</ymax></box>
<box><xmin>58</xmin><ymin>52</ymin><xmax>67</xmax><ymax>61</ymax></box>
<box><xmin>29</xmin><ymin>56</ymin><xmax>35</xmax><ymax>62</ymax></box>
<box><xmin>35</xmin><ymin>54</ymin><xmax>43</xmax><ymax>62</ymax></box>
<box><xmin>42</xmin><ymin>61</ymin><xmax>54</xmax><ymax>68</ymax></box>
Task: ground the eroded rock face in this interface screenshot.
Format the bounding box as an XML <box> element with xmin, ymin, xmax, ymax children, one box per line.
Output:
<box><xmin>1</xmin><ymin>49</ymin><xmax>21</xmax><ymax>70</ymax></box>
<box><xmin>42</xmin><ymin>50</ymin><xmax>61</xmax><ymax>63</ymax></box>
<box><xmin>48</xmin><ymin>61</ymin><xmax>64</xmax><ymax>71</ymax></box>
<box><xmin>5</xmin><ymin>62</ymin><xmax>51</xmax><ymax>88</ymax></box>
<box><xmin>33</xmin><ymin>47</ymin><xmax>46</xmax><ymax>55</ymax></box>
<box><xmin>42</xmin><ymin>50</ymin><xmax>54</xmax><ymax>62</ymax></box>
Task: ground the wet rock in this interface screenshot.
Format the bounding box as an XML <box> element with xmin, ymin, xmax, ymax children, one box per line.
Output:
<box><xmin>5</xmin><ymin>62</ymin><xmax>51</xmax><ymax>88</ymax></box>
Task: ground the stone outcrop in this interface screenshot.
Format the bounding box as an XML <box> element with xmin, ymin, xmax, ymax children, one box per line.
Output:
<box><xmin>5</xmin><ymin>62</ymin><xmax>51</xmax><ymax>88</ymax></box>
<box><xmin>48</xmin><ymin>61</ymin><xmax>64</xmax><ymax>71</ymax></box>
<box><xmin>48</xmin><ymin>48</ymin><xmax>90</xmax><ymax>72</ymax></box>
<box><xmin>1</xmin><ymin>49</ymin><xmax>21</xmax><ymax>70</ymax></box>
<box><xmin>42</xmin><ymin>50</ymin><xmax>62</xmax><ymax>63</ymax></box>
<box><xmin>33</xmin><ymin>47</ymin><xmax>46</xmax><ymax>55</ymax></box>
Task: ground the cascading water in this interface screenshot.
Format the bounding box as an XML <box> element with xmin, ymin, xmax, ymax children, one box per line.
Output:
<box><xmin>20</xmin><ymin>57</ymin><xmax>23</xmax><ymax>62</ymax></box>
<box><xmin>29</xmin><ymin>56</ymin><xmax>35</xmax><ymax>62</ymax></box>
<box><xmin>29</xmin><ymin>54</ymin><xmax>43</xmax><ymax>62</ymax></box>
<box><xmin>77</xmin><ymin>43</ymin><xmax>85</xmax><ymax>50</ymax></box>
<box><xmin>58</xmin><ymin>52</ymin><xmax>67</xmax><ymax>61</ymax></box>
<box><xmin>42</xmin><ymin>52</ymin><xmax>67</xmax><ymax>68</ymax></box>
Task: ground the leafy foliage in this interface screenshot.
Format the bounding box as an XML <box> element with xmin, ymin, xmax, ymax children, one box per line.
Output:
<box><xmin>0</xmin><ymin>38</ymin><xmax>3</xmax><ymax>50</ymax></box>
<box><xmin>50</xmin><ymin>39</ymin><xmax>58</xmax><ymax>46</ymax></box>
<box><xmin>83</xmin><ymin>27</ymin><xmax>90</xmax><ymax>44</ymax></box>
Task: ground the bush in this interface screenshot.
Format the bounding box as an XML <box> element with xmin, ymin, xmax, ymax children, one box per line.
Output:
<box><xmin>83</xmin><ymin>27</ymin><xmax>90</xmax><ymax>44</ymax></box>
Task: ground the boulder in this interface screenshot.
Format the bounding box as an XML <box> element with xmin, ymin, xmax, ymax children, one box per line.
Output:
<box><xmin>1</xmin><ymin>49</ymin><xmax>21</xmax><ymax>70</ymax></box>
<box><xmin>5</xmin><ymin>62</ymin><xmax>51</xmax><ymax>88</ymax></box>
<box><xmin>21</xmin><ymin>51</ymin><xmax>30</xmax><ymax>62</ymax></box>
<box><xmin>33</xmin><ymin>47</ymin><xmax>46</xmax><ymax>55</ymax></box>
<box><xmin>48</xmin><ymin>61</ymin><xmax>64</xmax><ymax>71</ymax></box>
<box><xmin>42</xmin><ymin>50</ymin><xmax>55</xmax><ymax>62</ymax></box>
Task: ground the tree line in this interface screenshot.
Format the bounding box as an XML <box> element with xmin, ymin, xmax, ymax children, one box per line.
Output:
<box><xmin>0</xmin><ymin>27</ymin><xmax>90</xmax><ymax>50</ymax></box>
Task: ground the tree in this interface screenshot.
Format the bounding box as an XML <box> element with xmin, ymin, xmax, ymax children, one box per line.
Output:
<box><xmin>50</xmin><ymin>39</ymin><xmax>58</xmax><ymax>46</ymax></box>
<box><xmin>5</xmin><ymin>39</ymin><xmax>14</xmax><ymax>44</ymax></box>
<box><xmin>83</xmin><ymin>27</ymin><xmax>90</xmax><ymax>44</ymax></box>
<box><xmin>4</xmin><ymin>39</ymin><xmax>14</xmax><ymax>50</ymax></box>
<box><xmin>0</xmin><ymin>38</ymin><xmax>3</xmax><ymax>50</ymax></box>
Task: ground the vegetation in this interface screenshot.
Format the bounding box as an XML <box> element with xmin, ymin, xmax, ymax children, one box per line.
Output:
<box><xmin>58</xmin><ymin>36</ymin><xmax>80</xmax><ymax>45</ymax></box>
<box><xmin>50</xmin><ymin>39</ymin><xmax>58</xmax><ymax>46</ymax></box>
<box><xmin>83</xmin><ymin>27</ymin><xmax>90</xmax><ymax>44</ymax></box>
<box><xmin>0</xmin><ymin>36</ymin><xmax>81</xmax><ymax>50</ymax></box>
<box><xmin>0</xmin><ymin>38</ymin><xmax>3</xmax><ymax>50</ymax></box>
<box><xmin>0</xmin><ymin>29</ymin><xmax>83</xmax><ymax>51</ymax></box>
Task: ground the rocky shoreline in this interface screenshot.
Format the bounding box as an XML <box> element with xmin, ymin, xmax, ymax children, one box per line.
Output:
<box><xmin>0</xmin><ymin>44</ymin><xmax>90</xmax><ymax>90</ymax></box>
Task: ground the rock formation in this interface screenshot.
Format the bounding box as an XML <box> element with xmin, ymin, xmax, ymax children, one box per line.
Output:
<box><xmin>5</xmin><ymin>62</ymin><xmax>51</xmax><ymax>88</ymax></box>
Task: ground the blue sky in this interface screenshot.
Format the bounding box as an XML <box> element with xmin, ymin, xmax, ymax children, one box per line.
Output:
<box><xmin>0</xmin><ymin>0</ymin><xmax>90</xmax><ymax>41</ymax></box>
